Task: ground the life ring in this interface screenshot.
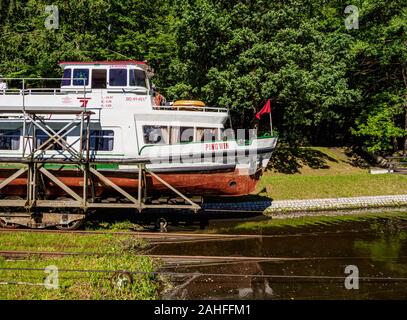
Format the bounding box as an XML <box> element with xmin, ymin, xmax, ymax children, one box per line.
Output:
<box><xmin>173</xmin><ymin>100</ymin><xmax>206</xmax><ymax>107</ymax></box>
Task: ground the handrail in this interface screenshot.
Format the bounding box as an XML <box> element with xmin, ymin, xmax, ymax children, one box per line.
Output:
<box><xmin>0</xmin><ymin>88</ymin><xmax>92</xmax><ymax>95</ymax></box>
<box><xmin>0</xmin><ymin>77</ymin><xmax>88</xmax><ymax>100</ymax></box>
<box><xmin>0</xmin><ymin>77</ymin><xmax>87</xmax><ymax>81</ymax></box>
<box><xmin>153</xmin><ymin>105</ymin><xmax>228</xmax><ymax>113</ymax></box>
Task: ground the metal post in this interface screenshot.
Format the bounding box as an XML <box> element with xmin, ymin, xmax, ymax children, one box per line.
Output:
<box><xmin>22</xmin><ymin>78</ymin><xmax>25</xmax><ymax>112</ymax></box>
<box><xmin>22</xmin><ymin>78</ymin><xmax>27</xmax><ymax>158</ymax></box>
<box><xmin>269</xmin><ymin>112</ymin><xmax>273</xmax><ymax>135</ymax></box>
<box><xmin>138</xmin><ymin>164</ymin><xmax>143</xmax><ymax>212</ymax></box>
<box><xmin>79</xmin><ymin>111</ymin><xmax>84</xmax><ymax>161</ymax></box>
<box><xmin>83</xmin><ymin>163</ymin><xmax>88</xmax><ymax>207</ymax></box>
<box><xmin>86</xmin><ymin>114</ymin><xmax>90</xmax><ymax>162</ymax></box>
<box><xmin>32</xmin><ymin>162</ymin><xmax>37</xmax><ymax>207</ymax></box>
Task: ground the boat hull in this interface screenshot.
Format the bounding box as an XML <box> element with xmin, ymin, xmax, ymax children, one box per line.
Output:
<box><xmin>0</xmin><ymin>167</ymin><xmax>260</xmax><ymax>198</ymax></box>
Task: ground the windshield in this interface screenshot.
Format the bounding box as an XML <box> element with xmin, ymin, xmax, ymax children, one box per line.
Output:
<box><xmin>129</xmin><ymin>69</ymin><xmax>147</xmax><ymax>88</ymax></box>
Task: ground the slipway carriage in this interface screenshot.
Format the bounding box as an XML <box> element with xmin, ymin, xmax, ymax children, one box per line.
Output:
<box><xmin>0</xmin><ymin>61</ymin><xmax>277</xmax><ymax>229</ymax></box>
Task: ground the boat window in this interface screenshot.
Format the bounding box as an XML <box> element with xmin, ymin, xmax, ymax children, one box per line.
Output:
<box><xmin>196</xmin><ymin>128</ymin><xmax>220</xmax><ymax>142</ymax></box>
<box><xmin>0</xmin><ymin>129</ymin><xmax>20</xmax><ymax>150</ymax></box>
<box><xmin>109</xmin><ymin>69</ymin><xmax>127</xmax><ymax>87</ymax></box>
<box><xmin>61</xmin><ymin>69</ymin><xmax>71</xmax><ymax>86</ymax></box>
<box><xmin>129</xmin><ymin>69</ymin><xmax>147</xmax><ymax>88</ymax></box>
<box><xmin>221</xmin><ymin>128</ymin><xmax>235</xmax><ymax>141</ymax></box>
<box><xmin>181</xmin><ymin>128</ymin><xmax>194</xmax><ymax>143</ymax></box>
<box><xmin>92</xmin><ymin>69</ymin><xmax>107</xmax><ymax>89</ymax></box>
<box><xmin>169</xmin><ymin>127</ymin><xmax>194</xmax><ymax>144</ymax></box>
<box><xmin>73</xmin><ymin>69</ymin><xmax>89</xmax><ymax>86</ymax></box>
<box><xmin>143</xmin><ymin>126</ymin><xmax>169</xmax><ymax>144</ymax></box>
<box><xmin>86</xmin><ymin>130</ymin><xmax>114</xmax><ymax>151</ymax></box>
<box><xmin>35</xmin><ymin>129</ymin><xmax>64</xmax><ymax>150</ymax></box>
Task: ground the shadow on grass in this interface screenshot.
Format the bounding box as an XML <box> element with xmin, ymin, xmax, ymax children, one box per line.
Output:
<box><xmin>268</xmin><ymin>145</ymin><xmax>338</xmax><ymax>174</ymax></box>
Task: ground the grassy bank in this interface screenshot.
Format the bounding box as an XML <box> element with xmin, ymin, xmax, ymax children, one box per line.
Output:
<box><xmin>259</xmin><ymin>173</ymin><xmax>407</xmax><ymax>200</ymax></box>
<box><xmin>259</xmin><ymin>147</ymin><xmax>407</xmax><ymax>200</ymax></box>
<box><xmin>0</xmin><ymin>232</ymin><xmax>165</xmax><ymax>300</ymax></box>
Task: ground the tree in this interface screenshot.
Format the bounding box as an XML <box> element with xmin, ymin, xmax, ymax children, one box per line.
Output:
<box><xmin>348</xmin><ymin>0</ymin><xmax>407</xmax><ymax>153</ymax></box>
<box><xmin>167</xmin><ymin>0</ymin><xmax>359</xmax><ymax>144</ymax></box>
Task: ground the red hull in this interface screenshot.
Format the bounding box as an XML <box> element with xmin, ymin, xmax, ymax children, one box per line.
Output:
<box><xmin>0</xmin><ymin>168</ymin><xmax>259</xmax><ymax>198</ymax></box>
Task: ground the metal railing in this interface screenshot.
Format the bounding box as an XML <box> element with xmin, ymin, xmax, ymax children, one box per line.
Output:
<box><xmin>0</xmin><ymin>77</ymin><xmax>88</xmax><ymax>97</ymax></box>
<box><xmin>153</xmin><ymin>105</ymin><xmax>228</xmax><ymax>113</ymax></box>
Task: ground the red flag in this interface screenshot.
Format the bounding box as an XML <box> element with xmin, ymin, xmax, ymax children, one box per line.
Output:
<box><xmin>255</xmin><ymin>99</ymin><xmax>271</xmax><ymax>120</ymax></box>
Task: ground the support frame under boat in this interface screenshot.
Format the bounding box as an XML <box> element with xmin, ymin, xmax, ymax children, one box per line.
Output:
<box><xmin>0</xmin><ymin>106</ymin><xmax>201</xmax><ymax>229</ymax></box>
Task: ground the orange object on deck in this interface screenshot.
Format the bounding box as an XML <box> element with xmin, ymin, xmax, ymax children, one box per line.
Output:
<box><xmin>173</xmin><ymin>100</ymin><xmax>206</xmax><ymax>107</ymax></box>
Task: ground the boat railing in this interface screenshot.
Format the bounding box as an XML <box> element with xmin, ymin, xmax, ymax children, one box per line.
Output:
<box><xmin>153</xmin><ymin>105</ymin><xmax>228</xmax><ymax>113</ymax></box>
<box><xmin>0</xmin><ymin>77</ymin><xmax>88</xmax><ymax>96</ymax></box>
<box><xmin>0</xmin><ymin>88</ymin><xmax>93</xmax><ymax>95</ymax></box>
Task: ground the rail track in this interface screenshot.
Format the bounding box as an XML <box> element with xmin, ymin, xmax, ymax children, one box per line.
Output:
<box><xmin>0</xmin><ymin>227</ymin><xmax>267</xmax><ymax>246</ymax></box>
<box><xmin>0</xmin><ymin>227</ymin><xmax>258</xmax><ymax>238</ymax></box>
<box><xmin>1</xmin><ymin>249</ymin><xmax>397</xmax><ymax>263</ymax></box>
<box><xmin>0</xmin><ymin>225</ymin><xmax>378</xmax><ymax>241</ymax></box>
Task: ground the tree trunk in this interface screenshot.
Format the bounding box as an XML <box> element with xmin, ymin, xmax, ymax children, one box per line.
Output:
<box><xmin>405</xmin><ymin>107</ymin><xmax>407</xmax><ymax>154</ymax></box>
<box><xmin>402</xmin><ymin>67</ymin><xmax>407</xmax><ymax>154</ymax></box>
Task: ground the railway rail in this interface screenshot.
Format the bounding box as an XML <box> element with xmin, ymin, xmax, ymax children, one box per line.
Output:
<box><xmin>3</xmin><ymin>265</ymin><xmax>407</xmax><ymax>282</ymax></box>
<box><xmin>1</xmin><ymin>249</ymin><xmax>405</xmax><ymax>262</ymax></box>
<box><xmin>0</xmin><ymin>226</ymin><xmax>379</xmax><ymax>241</ymax></box>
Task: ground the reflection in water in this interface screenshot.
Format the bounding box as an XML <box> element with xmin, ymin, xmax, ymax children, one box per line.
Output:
<box><xmin>158</xmin><ymin>212</ymin><xmax>407</xmax><ymax>299</ymax></box>
<box><xmin>354</xmin><ymin>221</ymin><xmax>407</xmax><ymax>275</ymax></box>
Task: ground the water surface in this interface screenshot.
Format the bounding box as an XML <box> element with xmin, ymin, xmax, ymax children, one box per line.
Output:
<box><xmin>156</xmin><ymin>212</ymin><xmax>407</xmax><ymax>299</ymax></box>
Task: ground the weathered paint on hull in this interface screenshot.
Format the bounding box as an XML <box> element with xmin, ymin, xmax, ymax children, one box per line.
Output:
<box><xmin>0</xmin><ymin>168</ymin><xmax>259</xmax><ymax>198</ymax></box>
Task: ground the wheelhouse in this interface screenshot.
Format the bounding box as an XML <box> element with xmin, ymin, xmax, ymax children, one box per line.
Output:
<box><xmin>59</xmin><ymin>60</ymin><xmax>150</xmax><ymax>91</ymax></box>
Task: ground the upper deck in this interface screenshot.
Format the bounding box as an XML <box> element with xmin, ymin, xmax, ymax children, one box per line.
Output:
<box><xmin>0</xmin><ymin>60</ymin><xmax>228</xmax><ymax>124</ymax></box>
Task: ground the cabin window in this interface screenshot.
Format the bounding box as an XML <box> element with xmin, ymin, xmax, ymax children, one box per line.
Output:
<box><xmin>143</xmin><ymin>126</ymin><xmax>168</xmax><ymax>144</ymax></box>
<box><xmin>35</xmin><ymin>130</ymin><xmax>64</xmax><ymax>151</ymax></box>
<box><xmin>180</xmin><ymin>127</ymin><xmax>194</xmax><ymax>143</ymax></box>
<box><xmin>169</xmin><ymin>127</ymin><xmax>194</xmax><ymax>144</ymax></box>
<box><xmin>0</xmin><ymin>129</ymin><xmax>20</xmax><ymax>150</ymax></box>
<box><xmin>196</xmin><ymin>128</ymin><xmax>220</xmax><ymax>142</ymax></box>
<box><xmin>73</xmin><ymin>69</ymin><xmax>89</xmax><ymax>86</ymax></box>
<box><xmin>109</xmin><ymin>69</ymin><xmax>127</xmax><ymax>87</ymax></box>
<box><xmin>129</xmin><ymin>69</ymin><xmax>147</xmax><ymax>88</ymax></box>
<box><xmin>85</xmin><ymin>130</ymin><xmax>114</xmax><ymax>151</ymax></box>
<box><xmin>61</xmin><ymin>69</ymin><xmax>71</xmax><ymax>86</ymax></box>
<box><xmin>92</xmin><ymin>69</ymin><xmax>107</xmax><ymax>89</ymax></box>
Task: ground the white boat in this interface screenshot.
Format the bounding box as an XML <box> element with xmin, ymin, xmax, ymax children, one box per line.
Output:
<box><xmin>0</xmin><ymin>60</ymin><xmax>277</xmax><ymax>197</ymax></box>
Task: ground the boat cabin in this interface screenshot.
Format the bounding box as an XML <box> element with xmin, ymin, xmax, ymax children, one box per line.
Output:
<box><xmin>59</xmin><ymin>60</ymin><xmax>150</xmax><ymax>91</ymax></box>
<box><xmin>0</xmin><ymin>60</ymin><xmax>231</xmax><ymax>160</ymax></box>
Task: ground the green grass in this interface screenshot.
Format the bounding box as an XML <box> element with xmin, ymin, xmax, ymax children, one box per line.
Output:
<box><xmin>258</xmin><ymin>173</ymin><xmax>407</xmax><ymax>200</ymax></box>
<box><xmin>0</xmin><ymin>255</ymin><xmax>161</xmax><ymax>300</ymax></box>
<box><xmin>260</xmin><ymin>146</ymin><xmax>407</xmax><ymax>200</ymax></box>
<box><xmin>0</xmin><ymin>232</ymin><xmax>148</xmax><ymax>253</ymax></box>
<box><xmin>0</xmin><ymin>232</ymin><xmax>166</xmax><ymax>300</ymax></box>
<box><xmin>84</xmin><ymin>220</ymin><xmax>137</xmax><ymax>231</ymax></box>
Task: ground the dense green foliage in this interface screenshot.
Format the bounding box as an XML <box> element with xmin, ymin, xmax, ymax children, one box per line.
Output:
<box><xmin>0</xmin><ymin>0</ymin><xmax>406</xmax><ymax>154</ymax></box>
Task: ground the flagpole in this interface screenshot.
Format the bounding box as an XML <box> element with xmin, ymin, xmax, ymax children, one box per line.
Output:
<box><xmin>269</xmin><ymin>103</ymin><xmax>273</xmax><ymax>135</ymax></box>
